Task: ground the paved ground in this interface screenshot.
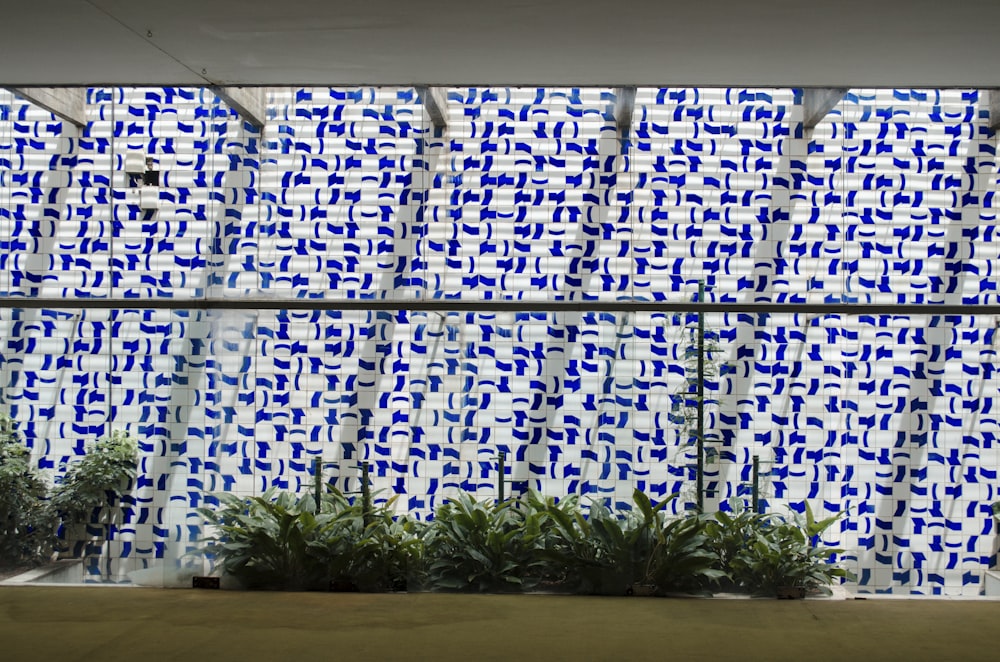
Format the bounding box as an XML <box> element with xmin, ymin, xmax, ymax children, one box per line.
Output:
<box><xmin>1</xmin><ymin>587</ymin><xmax>997</xmax><ymax>661</ymax></box>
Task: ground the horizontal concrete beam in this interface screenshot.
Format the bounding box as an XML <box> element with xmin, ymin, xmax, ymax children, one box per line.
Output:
<box><xmin>416</xmin><ymin>86</ymin><xmax>449</xmax><ymax>130</ymax></box>
<box><xmin>614</xmin><ymin>86</ymin><xmax>637</xmax><ymax>132</ymax></box>
<box><xmin>6</xmin><ymin>87</ymin><xmax>86</xmax><ymax>127</ymax></box>
<box><xmin>987</xmin><ymin>89</ymin><xmax>1000</xmax><ymax>133</ymax></box>
<box><xmin>802</xmin><ymin>87</ymin><xmax>848</xmax><ymax>129</ymax></box>
<box><xmin>210</xmin><ymin>86</ymin><xmax>265</xmax><ymax>129</ymax></box>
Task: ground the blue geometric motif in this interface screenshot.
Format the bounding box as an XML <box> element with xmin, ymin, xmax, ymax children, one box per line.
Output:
<box><xmin>0</xmin><ymin>86</ymin><xmax>998</xmax><ymax>595</ymax></box>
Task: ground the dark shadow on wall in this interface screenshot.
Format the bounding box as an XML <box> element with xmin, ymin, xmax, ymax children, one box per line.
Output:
<box><xmin>870</xmin><ymin>99</ymin><xmax>989</xmax><ymax>593</ymax></box>
<box><xmin>0</xmin><ymin>91</ymin><xmax>126</xmax><ymax>574</ymax></box>
<box><xmin>347</xmin><ymin>90</ymin><xmax>443</xmax><ymax>508</ymax></box>
<box><xmin>0</xmin><ymin>93</ymin><xmax>89</xmax><ymax>457</ymax></box>
<box><xmin>147</xmin><ymin>89</ymin><xmax>263</xmax><ymax>581</ymax></box>
<box><xmin>523</xmin><ymin>95</ymin><xmax>623</xmax><ymax>507</ymax></box>
<box><xmin>707</xmin><ymin>94</ymin><xmax>812</xmax><ymax>515</ymax></box>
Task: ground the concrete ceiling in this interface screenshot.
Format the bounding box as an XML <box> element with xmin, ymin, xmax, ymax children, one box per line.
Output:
<box><xmin>0</xmin><ymin>0</ymin><xmax>997</xmax><ymax>87</ymax></box>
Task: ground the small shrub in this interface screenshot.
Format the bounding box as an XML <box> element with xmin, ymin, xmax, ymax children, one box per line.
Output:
<box><xmin>201</xmin><ymin>489</ymin><xmax>348</xmax><ymax>590</ymax></box>
<box><xmin>532</xmin><ymin>491</ymin><xmax>660</xmax><ymax>595</ymax></box>
<box><xmin>524</xmin><ymin>491</ymin><xmax>607</xmax><ymax>592</ymax></box>
<box><xmin>703</xmin><ymin>507</ymin><xmax>771</xmax><ymax>591</ymax></box>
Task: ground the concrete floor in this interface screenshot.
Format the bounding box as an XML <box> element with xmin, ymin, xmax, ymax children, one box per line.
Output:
<box><xmin>1</xmin><ymin>587</ymin><xmax>998</xmax><ymax>661</ymax></box>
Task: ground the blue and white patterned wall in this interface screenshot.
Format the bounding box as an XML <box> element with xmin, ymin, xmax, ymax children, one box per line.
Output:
<box><xmin>0</xmin><ymin>86</ymin><xmax>998</xmax><ymax>594</ymax></box>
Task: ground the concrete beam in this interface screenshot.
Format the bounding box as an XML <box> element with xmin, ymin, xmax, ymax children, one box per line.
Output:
<box><xmin>6</xmin><ymin>87</ymin><xmax>86</xmax><ymax>127</ymax></box>
<box><xmin>614</xmin><ymin>86</ymin><xmax>637</xmax><ymax>133</ymax></box>
<box><xmin>210</xmin><ymin>86</ymin><xmax>266</xmax><ymax>129</ymax></box>
<box><xmin>802</xmin><ymin>87</ymin><xmax>848</xmax><ymax>129</ymax></box>
<box><xmin>416</xmin><ymin>86</ymin><xmax>449</xmax><ymax>131</ymax></box>
<box><xmin>987</xmin><ymin>89</ymin><xmax>1000</xmax><ymax>133</ymax></box>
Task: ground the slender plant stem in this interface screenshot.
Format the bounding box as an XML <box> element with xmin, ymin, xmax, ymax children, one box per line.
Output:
<box><xmin>696</xmin><ymin>280</ymin><xmax>705</xmax><ymax>513</ymax></box>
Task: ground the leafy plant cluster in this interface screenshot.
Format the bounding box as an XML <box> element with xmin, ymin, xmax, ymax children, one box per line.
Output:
<box><xmin>198</xmin><ymin>488</ymin><xmax>420</xmax><ymax>591</ymax></box>
<box><xmin>0</xmin><ymin>413</ymin><xmax>54</xmax><ymax>566</ymax></box>
<box><xmin>51</xmin><ymin>430</ymin><xmax>140</xmax><ymax>531</ymax></box>
<box><xmin>0</xmin><ymin>416</ymin><xmax>139</xmax><ymax>568</ymax></box>
<box><xmin>669</xmin><ymin>316</ymin><xmax>726</xmax><ymax>455</ymax></box>
<box><xmin>526</xmin><ymin>490</ymin><xmax>724</xmax><ymax>595</ymax></box>
<box><xmin>200</xmin><ymin>485</ymin><xmax>852</xmax><ymax>597</ymax></box>
<box><xmin>705</xmin><ymin>503</ymin><xmax>852</xmax><ymax>595</ymax></box>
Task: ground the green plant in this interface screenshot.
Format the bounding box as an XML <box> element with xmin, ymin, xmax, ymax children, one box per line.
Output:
<box><xmin>513</xmin><ymin>490</ymin><xmax>625</xmax><ymax>593</ymax></box>
<box><xmin>528</xmin><ymin>491</ymin><xmax>610</xmax><ymax>593</ymax></box>
<box><xmin>669</xmin><ymin>293</ymin><xmax>726</xmax><ymax>512</ymax></box>
<box><xmin>51</xmin><ymin>429</ymin><xmax>139</xmax><ymax>555</ymax></box>
<box><xmin>536</xmin><ymin>489</ymin><xmax>721</xmax><ymax>595</ymax></box>
<box><xmin>0</xmin><ymin>412</ymin><xmax>54</xmax><ymax>567</ymax></box>
<box><xmin>352</xmin><ymin>507</ymin><xmax>425</xmax><ymax>592</ymax></box>
<box><xmin>422</xmin><ymin>492</ymin><xmax>550</xmax><ymax>592</ymax></box>
<box><xmin>706</xmin><ymin>502</ymin><xmax>853</xmax><ymax>596</ymax></box>
<box><xmin>197</xmin><ymin>486</ymin><xmax>853</xmax><ymax>597</ymax></box>
<box><xmin>198</xmin><ymin>487</ymin><xmax>418</xmax><ymax>591</ymax></box>
<box><xmin>556</xmin><ymin>491</ymin><xmax>670</xmax><ymax>594</ymax></box>
<box><xmin>703</xmin><ymin>506</ymin><xmax>769</xmax><ymax>590</ymax></box>
<box><xmin>521</xmin><ymin>491</ymin><xmax>599</xmax><ymax>592</ymax></box>
<box><xmin>641</xmin><ymin>497</ymin><xmax>724</xmax><ymax>594</ymax></box>
<box><xmin>200</xmin><ymin>489</ymin><xmax>348</xmax><ymax>590</ymax></box>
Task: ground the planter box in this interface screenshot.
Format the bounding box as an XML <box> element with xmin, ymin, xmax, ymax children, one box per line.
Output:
<box><xmin>0</xmin><ymin>560</ymin><xmax>83</xmax><ymax>585</ymax></box>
